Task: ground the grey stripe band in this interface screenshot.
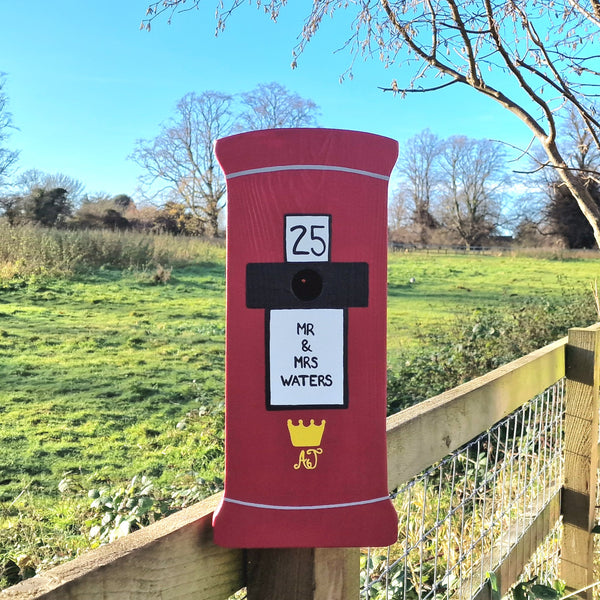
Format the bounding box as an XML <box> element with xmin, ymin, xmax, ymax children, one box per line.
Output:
<box><xmin>225</xmin><ymin>164</ymin><xmax>390</xmax><ymax>181</ymax></box>
<box><xmin>223</xmin><ymin>495</ymin><xmax>391</xmax><ymax>511</ymax></box>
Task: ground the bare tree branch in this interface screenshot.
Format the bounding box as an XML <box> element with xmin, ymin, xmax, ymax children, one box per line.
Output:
<box><xmin>142</xmin><ymin>0</ymin><xmax>600</xmax><ymax>247</ymax></box>
<box><xmin>377</xmin><ymin>81</ymin><xmax>458</xmax><ymax>94</ymax></box>
<box><xmin>130</xmin><ymin>91</ymin><xmax>233</xmax><ymax>236</ymax></box>
<box><xmin>0</xmin><ymin>73</ymin><xmax>19</xmax><ymax>183</ymax></box>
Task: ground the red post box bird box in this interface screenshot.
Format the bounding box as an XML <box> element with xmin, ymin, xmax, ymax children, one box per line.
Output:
<box><xmin>212</xmin><ymin>128</ymin><xmax>398</xmax><ymax>548</ymax></box>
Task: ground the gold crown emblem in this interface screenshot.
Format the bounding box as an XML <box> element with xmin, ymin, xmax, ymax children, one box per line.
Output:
<box><xmin>287</xmin><ymin>419</ymin><xmax>326</xmax><ymax>447</ymax></box>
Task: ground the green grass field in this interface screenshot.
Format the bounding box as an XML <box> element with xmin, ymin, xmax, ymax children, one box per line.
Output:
<box><xmin>1</xmin><ymin>265</ymin><xmax>227</xmax><ymax>502</ymax></box>
<box><xmin>2</xmin><ymin>250</ymin><xmax>599</xmax><ymax>499</ymax></box>
<box><xmin>1</xmin><ymin>243</ymin><xmax>600</xmax><ymax>585</ymax></box>
<box><xmin>387</xmin><ymin>250</ymin><xmax>600</xmax><ymax>357</ymax></box>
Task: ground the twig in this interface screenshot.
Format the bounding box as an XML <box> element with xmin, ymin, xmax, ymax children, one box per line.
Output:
<box><xmin>591</xmin><ymin>279</ymin><xmax>600</xmax><ymax>319</ymax></box>
<box><xmin>378</xmin><ymin>80</ymin><xmax>459</xmax><ymax>94</ymax></box>
<box><xmin>9</xmin><ymin>481</ymin><xmax>31</xmax><ymax>508</ymax></box>
<box><xmin>562</xmin><ymin>580</ymin><xmax>600</xmax><ymax>600</ymax></box>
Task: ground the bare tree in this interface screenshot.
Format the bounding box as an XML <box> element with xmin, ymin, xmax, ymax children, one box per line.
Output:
<box><xmin>438</xmin><ymin>136</ymin><xmax>507</xmax><ymax>248</ymax></box>
<box><xmin>236</xmin><ymin>82</ymin><xmax>320</xmax><ymax>131</ymax></box>
<box><xmin>388</xmin><ymin>189</ymin><xmax>411</xmax><ymax>239</ymax></box>
<box><xmin>130</xmin><ymin>91</ymin><xmax>234</xmax><ymax>237</ymax></box>
<box><xmin>143</xmin><ymin>0</ymin><xmax>600</xmax><ymax>248</ymax></box>
<box><xmin>561</xmin><ymin>106</ymin><xmax>600</xmax><ymax>175</ymax></box>
<box><xmin>396</xmin><ymin>129</ymin><xmax>442</xmax><ymax>243</ymax></box>
<box><xmin>16</xmin><ymin>169</ymin><xmax>86</xmax><ymax>204</ymax></box>
<box><xmin>0</xmin><ymin>73</ymin><xmax>19</xmax><ymax>189</ymax></box>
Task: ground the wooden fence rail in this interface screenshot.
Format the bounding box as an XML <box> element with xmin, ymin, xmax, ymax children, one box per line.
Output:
<box><xmin>3</xmin><ymin>325</ymin><xmax>599</xmax><ymax>600</ymax></box>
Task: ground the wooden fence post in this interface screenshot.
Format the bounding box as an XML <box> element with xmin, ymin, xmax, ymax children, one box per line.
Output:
<box><xmin>246</xmin><ymin>547</ymin><xmax>360</xmax><ymax>600</ymax></box>
<box><xmin>561</xmin><ymin>326</ymin><xmax>600</xmax><ymax>599</ymax></box>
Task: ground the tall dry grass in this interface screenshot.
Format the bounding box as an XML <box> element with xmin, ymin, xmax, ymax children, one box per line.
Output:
<box><xmin>0</xmin><ymin>223</ymin><xmax>225</xmax><ymax>281</ymax></box>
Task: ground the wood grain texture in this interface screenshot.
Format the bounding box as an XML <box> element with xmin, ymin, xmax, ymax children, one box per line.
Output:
<box><xmin>314</xmin><ymin>548</ymin><xmax>359</xmax><ymax>600</ymax></box>
<box><xmin>247</xmin><ymin>548</ymin><xmax>315</xmax><ymax>600</ymax></box>
<box><xmin>561</xmin><ymin>327</ymin><xmax>600</xmax><ymax>600</ymax></box>
<box><xmin>1</xmin><ymin>493</ymin><xmax>244</xmax><ymax>600</ymax></box>
<box><xmin>247</xmin><ymin>547</ymin><xmax>359</xmax><ymax>600</ymax></box>
<box><xmin>386</xmin><ymin>337</ymin><xmax>567</xmax><ymax>490</ymax></box>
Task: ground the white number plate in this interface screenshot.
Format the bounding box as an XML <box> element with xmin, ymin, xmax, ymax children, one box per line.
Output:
<box><xmin>285</xmin><ymin>215</ymin><xmax>331</xmax><ymax>262</ymax></box>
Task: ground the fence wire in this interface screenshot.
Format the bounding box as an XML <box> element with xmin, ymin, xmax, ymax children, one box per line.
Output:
<box><xmin>361</xmin><ymin>378</ymin><xmax>566</xmax><ymax>600</ymax></box>
<box><xmin>520</xmin><ymin>521</ymin><xmax>562</xmax><ymax>589</ymax></box>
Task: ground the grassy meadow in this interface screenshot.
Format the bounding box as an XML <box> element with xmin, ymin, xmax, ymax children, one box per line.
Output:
<box><xmin>1</xmin><ymin>225</ymin><xmax>600</xmax><ymax>586</ymax></box>
<box><xmin>386</xmin><ymin>249</ymin><xmax>600</xmax><ymax>354</ymax></box>
<box><xmin>1</xmin><ymin>266</ymin><xmax>227</xmax><ymax>502</ymax></box>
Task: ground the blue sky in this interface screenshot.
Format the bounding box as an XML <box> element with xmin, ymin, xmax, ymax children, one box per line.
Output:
<box><xmin>0</xmin><ymin>1</ymin><xmax>534</xmax><ymax>199</ymax></box>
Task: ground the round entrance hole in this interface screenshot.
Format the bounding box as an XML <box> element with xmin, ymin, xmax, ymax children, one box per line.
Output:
<box><xmin>291</xmin><ymin>269</ymin><xmax>323</xmax><ymax>302</ymax></box>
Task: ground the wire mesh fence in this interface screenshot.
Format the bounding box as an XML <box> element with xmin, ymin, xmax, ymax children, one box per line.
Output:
<box><xmin>519</xmin><ymin>522</ymin><xmax>562</xmax><ymax>591</ymax></box>
<box><xmin>361</xmin><ymin>378</ymin><xmax>566</xmax><ymax>600</ymax></box>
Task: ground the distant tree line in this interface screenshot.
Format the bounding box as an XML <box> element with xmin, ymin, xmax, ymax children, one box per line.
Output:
<box><xmin>129</xmin><ymin>82</ymin><xmax>320</xmax><ymax>237</ymax></box>
<box><xmin>1</xmin><ymin>69</ymin><xmax>598</xmax><ymax>247</ymax></box>
<box><xmin>145</xmin><ymin>0</ymin><xmax>600</xmax><ymax>250</ymax></box>
<box><xmin>389</xmin><ymin>114</ymin><xmax>600</xmax><ymax>249</ymax></box>
<box><xmin>0</xmin><ymin>179</ymin><xmax>221</xmax><ymax>235</ymax></box>
<box><xmin>389</xmin><ymin>131</ymin><xmax>508</xmax><ymax>249</ymax></box>
<box><xmin>0</xmin><ymin>80</ymin><xmax>320</xmax><ymax>236</ymax></box>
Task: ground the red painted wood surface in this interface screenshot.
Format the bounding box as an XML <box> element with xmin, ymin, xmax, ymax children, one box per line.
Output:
<box><xmin>213</xmin><ymin>128</ymin><xmax>398</xmax><ymax>548</ymax></box>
